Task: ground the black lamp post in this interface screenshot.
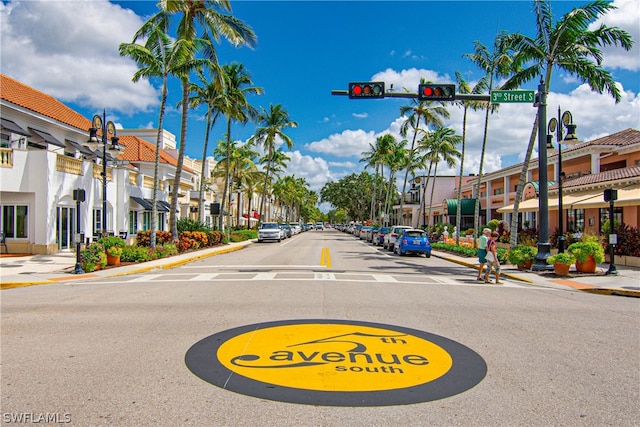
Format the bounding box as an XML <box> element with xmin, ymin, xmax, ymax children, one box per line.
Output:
<box><xmin>73</xmin><ymin>188</ymin><xmax>86</xmax><ymax>274</ymax></box>
<box><xmin>604</xmin><ymin>189</ymin><xmax>619</xmax><ymax>275</ymax></box>
<box><xmin>547</xmin><ymin>108</ymin><xmax>579</xmax><ymax>253</ymax></box>
<box><xmin>532</xmin><ymin>78</ymin><xmax>554</xmax><ymax>271</ymax></box>
<box><xmin>86</xmin><ymin>111</ymin><xmax>122</xmax><ymax>238</ymax></box>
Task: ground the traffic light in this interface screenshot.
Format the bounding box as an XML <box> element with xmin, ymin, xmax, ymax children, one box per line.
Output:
<box><xmin>418</xmin><ymin>84</ymin><xmax>456</xmax><ymax>101</ymax></box>
<box><xmin>348</xmin><ymin>82</ymin><xmax>385</xmax><ymax>99</ymax></box>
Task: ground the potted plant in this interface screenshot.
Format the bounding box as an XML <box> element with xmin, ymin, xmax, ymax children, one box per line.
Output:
<box><xmin>547</xmin><ymin>252</ymin><xmax>576</xmax><ymax>276</ymax></box>
<box><xmin>98</xmin><ymin>236</ymin><xmax>125</xmax><ymax>266</ymax></box>
<box><xmin>80</xmin><ymin>242</ymin><xmax>106</xmax><ymax>272</ymax></box>
<box><xmin>506</xmin><ymin>245</ymin><xmax>537</xmax><ymax>270</ymax></box>
<box><xmin>567</xmin><ymin>241</ymin><xmax>605</xmax><ymax>273</ymax></box>
<box><xmin>106</xmin><ymin>245</ymin><xmax>123</xmax><ymax>266</ymax></box>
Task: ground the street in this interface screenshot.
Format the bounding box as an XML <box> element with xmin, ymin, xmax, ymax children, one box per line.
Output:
<box><xmin>2</xmin><ymin>229</ymin><xmax>639</xmax><ymax>426</ymax></box>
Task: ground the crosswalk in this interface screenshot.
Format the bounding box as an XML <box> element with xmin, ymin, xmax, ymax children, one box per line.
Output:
<box><xmin>86</xmin><ymin>267</ymin><xmax>530</xmax><ymax>288</ymax></box>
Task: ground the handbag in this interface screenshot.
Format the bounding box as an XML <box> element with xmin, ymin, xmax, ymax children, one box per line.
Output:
<box><xmin>485</xmin><ymin>251</ymin><xmax>495</xmax><ymax>263</ymax></box>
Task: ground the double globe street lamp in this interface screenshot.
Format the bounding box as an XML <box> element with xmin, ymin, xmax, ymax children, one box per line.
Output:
<box><xmin>547</xmin><ymin>108</ymin><xmax>579</xmax><ymax>253</ymax></box>
<box><xmin>86</xmin><ymin>111</ymin><xmax>123</xmax><ymax>238</ymax></box>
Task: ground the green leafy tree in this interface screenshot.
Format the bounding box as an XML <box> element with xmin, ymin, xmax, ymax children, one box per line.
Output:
<box><xmin>503</xmin><ymin>0</ymin><xmax>633</xmax><ymax>246</ymax></box>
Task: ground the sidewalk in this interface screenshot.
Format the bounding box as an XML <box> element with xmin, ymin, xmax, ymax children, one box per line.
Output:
<box><xmin>0</xmin><ymin>240</ymin><xmax>253</xmax><ymax>290</ymax></box>
<box><xmin>1</xmin><ymin>242</ymin><xmax>638</xmax><ymax>297</ymax></box>
<box><xmin>431</xmin><ymin>250</ymin><xmax>640</xmax><ymax>297</ymax></box>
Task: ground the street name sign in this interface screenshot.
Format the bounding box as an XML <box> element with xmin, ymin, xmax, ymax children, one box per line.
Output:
<box><xmin>491</xmin><ymin>90</ymin><xmax>535</xmax><ymax>103</ymax></box>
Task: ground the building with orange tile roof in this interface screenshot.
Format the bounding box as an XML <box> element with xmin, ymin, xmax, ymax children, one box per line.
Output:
<box><xmin>0</xmin><ymin>73</ymin><xmax>211</xmax><ymax>254</ymax></box>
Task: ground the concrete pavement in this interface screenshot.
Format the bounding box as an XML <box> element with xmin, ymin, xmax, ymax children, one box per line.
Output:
<box><xmin>1</xmin><ymin>240</ymin><xmax>638</xmax><ymax>297</ymax></box>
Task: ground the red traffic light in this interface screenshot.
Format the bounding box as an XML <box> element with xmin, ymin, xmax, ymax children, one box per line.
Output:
<box><xmin>418</xmin><ymin>84</ymin><xmax>455</xmax><ymax>101</ymax></box>
<box><xmin>349</xmin><ymin>82</ymin><xmax>385</xmax><ymax>99</ymax></box>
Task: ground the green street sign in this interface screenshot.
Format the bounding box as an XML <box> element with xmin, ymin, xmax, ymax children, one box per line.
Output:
<box><xmin>491</xmin><ymin>90</ymin><xmax>535</xmax><ymax>103</ymax></box>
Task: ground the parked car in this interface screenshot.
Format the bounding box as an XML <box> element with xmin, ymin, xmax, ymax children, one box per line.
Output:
<box><xmin>258</xmin><ymin>222</ymin><xmax>282</xmax><ymax>243</ymax></box>
<box><xmin>289</xmin><ymin>222</ymin><xmax>301</xmax><ymax>235</ymax></box>
<box><xmin>394</xmin><ymin>228</ymin><xmax>432</xmax><ymax>257</ymax></box>
<box><xmin>359</xmin><ymin>226</ymin><xmax>373</xmax><ymax>240</ymax></box>
<box><xmin>373</xmin><ymin>227</ymin><xmax>390</xmax><ymax>246</ymax></box>
<box><xmin>315</xmin><ymin>222</ymin><xmax>324</xmax><ymax>230</ymax></box>
<box><xmin>383</xmin><ymin>225</ymin><xmax>413</xmax><ymax>252</ymax></box>
<box><xmin>367</xmin><ymin>226</ymin><xmax>380</xmax><ymax>243</ymax></box>
<box><xmin>279</xmin><ymin>223</ymin><xmax>292</xmax><ymax>238</ymax></box>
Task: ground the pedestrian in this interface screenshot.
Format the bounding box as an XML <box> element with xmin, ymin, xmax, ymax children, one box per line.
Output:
<box><xmin>484</xmin><ymin>231</ymin><xmax>502</xmax><ymax>284</ymax></box>
<box><xmin>476</xmin><ymin>228</ymin><xmax>491</xmax><ymax>281</ymax></box>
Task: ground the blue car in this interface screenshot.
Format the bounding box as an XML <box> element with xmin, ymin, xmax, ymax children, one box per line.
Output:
<box><xmin>394</xmin><ymin>229</ymin><xmax>431</xmax><ymax>257</ymax></box>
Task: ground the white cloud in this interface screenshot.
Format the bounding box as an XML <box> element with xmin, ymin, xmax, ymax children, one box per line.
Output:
<box><xmin>305</xmin><ymin>129</ymin><xmax>377</xmax><ymax>157</ymax></box>
<box><xmin>352</xmin><ymin>112</ymin><xmax>368</xmax><ymax>119</ymax></box>
<box><xmin>284</xmin><ymin>151</ymin><xmax>335</xmax><ymax>192</ymax></box>
<box><xmin>589</xmin><ymin>0</ymin><xmax>640</xmax><ymax>71</ymax></box>
<box><xmin>371</xmin><ymin>68</ymin><xmax>453</xmax><ymax>93</ymax></box>
<box><xmin>0</xmin><ymin>0</ymin><xmax>158</xmax><ymax>116</ymax></box>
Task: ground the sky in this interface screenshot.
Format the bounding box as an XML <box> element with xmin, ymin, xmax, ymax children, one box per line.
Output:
<box><xmin>1</xmin><ymin>0</ymin><xmax>639</xmax><ymax>200</ymax></box>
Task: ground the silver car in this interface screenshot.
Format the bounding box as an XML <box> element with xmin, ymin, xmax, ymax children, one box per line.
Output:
<box><xmin>258</xmin><ymin>222</ymin><xmax>282</xmax><ymax>242</ymax></box>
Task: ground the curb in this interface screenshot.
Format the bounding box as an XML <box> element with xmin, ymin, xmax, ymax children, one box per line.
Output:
<box><xmin>0</xmin><ymin>243</ymin><xmax>249</xmax><ymax>290</ymax></box>
<box><xmin>432</xmin><ymin>253</ymin><xmax>534</xmax><ymax>284</ymax></box>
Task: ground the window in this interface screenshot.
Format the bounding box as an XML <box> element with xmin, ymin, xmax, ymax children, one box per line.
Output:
<box><xmin>599</xmin><ymin>207</ymin><xmax>622</xmax><ymax>233</ymax></box>
<box><xmin>567</xmin><ymin>209</ymin><xmax>585</xmax><ymax>233</ymax></box>
<box><xmin>129</xmin><ymin>211</ymin><xmax>138</xmax><ymax>236</ymax></box>
<box><xmin>93</xmin><ymin>209</ymin><xmax>102</xmax><ymax>235</ymax></box>
<box><xmin>142</xmin><ymin>212</ymin><xmax>151</xmax><ymax>231</ymax></box>
<box><xmin>1</xmin><ymin>205</ymin><xmax>28</xmax><ymax>238</ymax></box>
<box><xmin>493</xmin><ymin>188</ymin><xmax>504</xmax><ymax>195</ymax></box>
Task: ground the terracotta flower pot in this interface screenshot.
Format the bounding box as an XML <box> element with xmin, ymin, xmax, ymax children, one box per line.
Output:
<box><xmin>517</xmin><ymin>260</ymin><xmax>533</xmax><ymax>271</ymax></box>
<box><xmin>554</xmin><ymin>262</ymin><xmax>570</xmax><ymax>276</ymax></box>
<box><xmin>575</xmin><ymin>255</ymin><xmax>596</xmax><ymax>273</ymax></box>
<box><xmin>106</xmin><ymin>254</ymin><xmax>121</xmax><ymax>266</ymax></box>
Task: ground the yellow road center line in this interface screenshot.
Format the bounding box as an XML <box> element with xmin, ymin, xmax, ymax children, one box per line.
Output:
<box><xmin>320</xmin><ymin>247</ymin><xmax>332</xmax><ymax>268</ymax></box>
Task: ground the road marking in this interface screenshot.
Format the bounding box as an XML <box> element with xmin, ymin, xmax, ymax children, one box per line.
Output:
<box><xmin>253</xmin><ymin>272</ymin><xmax>277</xmax><ymax>280</ymax></box>
<box><xmin>372</xmin><ymin>274</ymin><xmax>397</xmax><ymax>282</ymax></box>
<box><xmin>320</xmin><ymin>247</ymin><xmax>332</xmax><ymax>268</ymax></box>
<box><xmin>314</xmin><ymin>272</ymin><xmax>336</xmax><ymax>280</ymax></box>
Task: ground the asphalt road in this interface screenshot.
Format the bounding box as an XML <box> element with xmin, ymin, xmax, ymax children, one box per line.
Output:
<box><xmin>2</xmin><ymin>229</ymin><xmax>639</xmax><ymax>426</ymax></box>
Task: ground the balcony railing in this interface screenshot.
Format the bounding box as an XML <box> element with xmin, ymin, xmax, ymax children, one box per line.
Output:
<box><xmin>56</xmin><ymin>154</ymin><xmax>82</xmax><ymax>175</ymax></box>
<box><xmin>92</xmin><ymin>163</ymin><xmax>113</xmax><ymax>181</ymax></box>
<box><xmin>0</xmin><ymin>148</ymin><xmax>13</xmax><ymax>167</ymax></box>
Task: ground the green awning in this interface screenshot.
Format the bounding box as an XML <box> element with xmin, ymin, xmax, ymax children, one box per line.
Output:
<box><xmin>443</xmin><ymin>198</ymin><xmax>477</xmax><ymax>216</ymax></box>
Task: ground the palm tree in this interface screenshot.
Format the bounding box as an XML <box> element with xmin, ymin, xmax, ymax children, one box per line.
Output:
<box><xmin>119</xmin><ymin>23</ymin><xmax>195</xmax><ymax>247</ymax></box>
<box><xmin>503</xmin><ymin>0</ymin><xmax>633</xmax><ymax>246</ymax></box>
<box><xmin>399</xmin><ymin>82</ymin><xmax>449</xmax><ymax>225</ymax></box>
<box><xmin>249</xmin><ymin>104</ymin><xmax>298</xmax><ymax>224</ymax></box>
<box><xmin>464</xmin><ymin>32</ymin><xmax>513</xmax><ymax>246</ymax></box>
<box><xmin>380</xmin><ymin>137</ymin><xmax>407</xmax><ymax>226</ymax></box>
<box><xmin>146</xmin><ymin>0</ymin><xmax>257</xmax><ymax>239</ymax></box>
<box><xmin>187</xmin><ymin>67</ymin><xmax>226</xmax><ymax>223</ymax></box>
<box><xmin>216</xmin><ymin>63</ymin><xmax>263</xmax><ymax>232</ymax></box>
<box><xmin>420</xmin><ymin>127</ymin><xmax>462</xmax><ymax>230</ymax></box>
<box><xmin>360</xmin><ymin>134</ymin><xmax>395</xmax><ymax>221</ymax></box>
<box><xmin>454</xmin><ymin>71</ymin><xmax>489</xmax><ymax>245</ymax></box>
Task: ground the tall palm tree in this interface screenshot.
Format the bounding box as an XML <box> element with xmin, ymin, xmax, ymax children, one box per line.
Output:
<box><xmin>454</xmin><ymin>71</ymin><xmax>489</xmax><ymax>245</ymax></box>
<box><xmin>119</xmin><ymin>23</ymin><xmax>195</xmax><ymax>247</ymax></box>
<box><xmin>187</xmin><ymin>67</ymin><xmax>226</xmax><ymax>223</ymax></box>
<box><xmin>399</xmin><ymin>83</ymin><xmax>449</xmax><ymax>225</ymax></box>
<box><xmin>146</xmin><ymin>0</ymin><xmax>257</xmax><ymax>239</ymax></box>
<box><xmin>380</xmin><ymin>137</ymin><xmax>407</xmax><ymax>226</ymax></box>
<box><xmin>250</xmin><ymin>104</ymin><xmax>298</xmax><ymax>224</ymax></box>
<box><xmin>360</xmin><ymin>134</ymin><xmax>395</xmax><ymax>221</ymax></box>
<box><xmin>464</xmin><ymin>32</ymin><xmax>512</xmax><ymax>246</ymax></box>
<box><xmin>503</xmin><ymin>0</ymin><xmax>633</xmax><ymax>246</ymax></box>
<box><xmin>420</xmin><ymin>126</ymin><xmax>462</xmax><ymax>230</ymax></box>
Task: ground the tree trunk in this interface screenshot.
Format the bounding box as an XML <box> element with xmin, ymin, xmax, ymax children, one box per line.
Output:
<box><xmin>456</xmin><ymin>106</ymin><xmax>468</xmax><ymax>246</ymax></box>
<box><xmin>169</xmin><ymin>79</ymin><xmax>189</xmax><ymax>240</ymax></box>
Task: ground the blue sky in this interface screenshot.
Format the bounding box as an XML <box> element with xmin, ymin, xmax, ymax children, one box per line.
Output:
<box><xmin>1</xmin><ymin>0</ymin><xmax>638</xmax><ymax>194</ymax></box>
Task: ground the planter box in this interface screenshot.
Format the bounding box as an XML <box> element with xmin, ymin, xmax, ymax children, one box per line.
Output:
<box><xmin>605</xmin><ymin>254</ymin><xmax>640</xmax><ymax>267</ymax></box>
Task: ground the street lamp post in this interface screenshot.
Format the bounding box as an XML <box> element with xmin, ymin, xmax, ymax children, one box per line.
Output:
<box><xmin>86</xmin><ymin>110</ymin><xmax>122</xmax><ymax>238</ymax></box>
<box><xmin>547</xmin><ymin>108</ymin><xmax>579</xmax><ymax>253</ymax></box>
<box><xmin>532</xmin><ymin>79</ymin><xmax>553</xmax><ymax>271</ymax></box>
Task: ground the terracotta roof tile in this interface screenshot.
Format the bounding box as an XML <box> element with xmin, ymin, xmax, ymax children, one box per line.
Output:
<box><xmin>118</xmin><ymin>135</ymin><xmax>194</xmax><ymax>173</ymax></box>
<box><xmin>1</xmin><ymin>73</ymin><xmax>92</xmax><ymax>132</ymax></box>
<box><xmin>557</xmin><ymin>166</ymin><xmax>640</xmax><ymax>189</ymax></box>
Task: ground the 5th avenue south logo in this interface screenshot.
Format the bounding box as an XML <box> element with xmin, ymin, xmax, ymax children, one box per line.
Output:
<box><xmin>185</xmin><ymin>319</ymin><xmax>487</xmax><ymax>406</ymax></box>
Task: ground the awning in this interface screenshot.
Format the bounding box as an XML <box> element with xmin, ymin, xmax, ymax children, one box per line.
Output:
<box><xmin>1</xmin><ymin>118</ymin><xmax>29</xmax><ymax>136</ymax></box>
<box><xmin>131</xmin><ymin>196</ymin><xmax>153</xmax><ymax>210</ymax></box>
<box><xmin>442</xmin><ymin>198</ymin><xmax>477</xmax><ymax>216</ymax></box>
<box><xmin>573</xmin><ymin>185</ymin><xmax>640</xmax><ymax>209</ymax></box>
<box><xmin>154</xmin><ymin>200</ymin><xmax>170</xmax><ymax>212</ymax></box>
<box><xmin>29</xmin><ymin>128</ymin><xmax>65</xmax><ymax>147</ymax></box>
<box><xmin>66</xmin><ymin>140</ymin><xmax>94</xmax><ymax>156</ymax></box>
<box><xmin>497</xmin><ymin>198</ymin><xmax>542</xmax><ymax>213</ymax></box>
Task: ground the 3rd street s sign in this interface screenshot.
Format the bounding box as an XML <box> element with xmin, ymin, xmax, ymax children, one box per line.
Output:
<box><xmin>491</xmin><ymin>90</ymin><xmax>535</xmax><ymax>104</ymax></box>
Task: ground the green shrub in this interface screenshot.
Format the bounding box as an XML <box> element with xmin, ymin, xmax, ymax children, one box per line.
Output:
<box><xmin>567</xmin><ymin>241</ymin><xmax>605</xmax><ymax>264</ymax></box>
<box><xmin>121</xmin><ymin>245</ymin><xmax>151</xmax><ymax>262</ymax></box>
<box><xmin>97</xmin><ymin>236</ymin><xmax>125</xmax><ymax>249</ymax></box>
<box><xmin>506</xmin><ymin>245</ymin><xmax>537</xmax><ymax>266</ymax></box>
<box><xmin>547</xmin><ymin>252</ymin><xmax>576</xmax><ymax>265</ymax></box>
<box><xmin>177</xmin><ymin>218</ymin><xmax>210</xmax><ymax>233</ymax></box>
